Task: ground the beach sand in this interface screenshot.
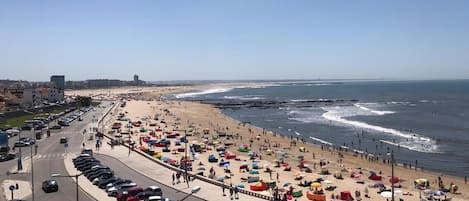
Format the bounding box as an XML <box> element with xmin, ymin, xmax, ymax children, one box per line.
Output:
<box><xmin>70</xmin><ymin>85</ymin><xmax>468</xmax><ymax>201</ymax></box>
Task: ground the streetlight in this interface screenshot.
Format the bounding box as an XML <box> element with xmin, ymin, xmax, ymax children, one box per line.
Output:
<box><xmin>51</xmin><ymin>172</ymin><xmax>83</xmax><ymax>201</ymax></box>
<box><xmin>30</xmin><ymin>128</ymin><xmax>36</xmax><ymax>201</ymax></box>
<box><xmin>387</xmin><ymin>151</ymin><xmax>395</xmax><ymax>201</ymax></box>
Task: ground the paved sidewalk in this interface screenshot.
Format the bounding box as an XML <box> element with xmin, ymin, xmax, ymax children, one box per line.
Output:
<box><xmin>83</xmin><ymin>137</ymin><xmax>267</xmax><ymax>201</ymax></box>
<box><xmin>2</xmin><ymin>180</ymin><xmax>31</xmax><ymax>201</ymax></box>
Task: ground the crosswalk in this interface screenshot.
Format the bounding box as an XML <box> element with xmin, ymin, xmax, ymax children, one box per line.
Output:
<box><xmin>22</xmin><ymin>152</ymin><xmax>76</xmax><ymax>161</ymax></box>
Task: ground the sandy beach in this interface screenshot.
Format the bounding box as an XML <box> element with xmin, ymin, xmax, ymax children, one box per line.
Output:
<box><xmin>68</xmin><ymin>85</ymin><xmax>468</xmax><ymax>201</ymax></box>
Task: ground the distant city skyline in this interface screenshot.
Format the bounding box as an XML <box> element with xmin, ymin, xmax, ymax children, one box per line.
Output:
<box><xmin>1</xmin><ymin>1</ymin><xmax>469</xmax><ymax>81</ymax></box>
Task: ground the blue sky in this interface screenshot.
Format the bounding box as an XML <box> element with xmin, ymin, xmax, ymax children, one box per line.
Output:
<box><xmin>1</xmin><ymin>1</ymin><xmax>468</xmax><ymax>81</ymax></box>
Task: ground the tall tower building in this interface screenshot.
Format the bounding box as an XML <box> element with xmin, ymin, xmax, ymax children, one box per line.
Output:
<box><xmin>50</xmin><ymin>75</ymin><xmax>65</xmax><ymax>90</ymax></box>
<box><xmin>133</xmin><ymin>74</ymin><xmax>139</xmax><ymax>86</ymax></box>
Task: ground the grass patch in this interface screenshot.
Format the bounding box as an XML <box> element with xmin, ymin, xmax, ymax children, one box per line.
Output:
<box><xmin>0</xmin><ymin>109</ymin><xmax>66</xmax><ymax>129</ymax></box>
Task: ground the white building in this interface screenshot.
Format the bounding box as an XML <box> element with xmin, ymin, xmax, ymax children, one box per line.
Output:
<box><xmin>48</xmin><ymin>88</ymin><xmax>64</xmax><ymax>103</ymax></box>
<box><xmin>22</xmin><ymin>88</ymin><xmax>41</xmax><ymax>106</ymax></box>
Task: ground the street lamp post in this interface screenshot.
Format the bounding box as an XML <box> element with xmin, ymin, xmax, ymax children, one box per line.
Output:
<box><xmin>390</xmin><ymin>150</ymin><xmax>395</xmax><ymax>201</ymax></box>
<box><xmin>31</xmin><ymin>128</ymin><xmax>36</xmax><ymax>201</ymax></box>
<box><xmin>51</xmin><ymin>173</ymin><xmax>83</xmax><ymax>201</ymax></box>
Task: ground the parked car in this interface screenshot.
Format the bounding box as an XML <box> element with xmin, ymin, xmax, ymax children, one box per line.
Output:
<box><xmin>0</xmin><ymin>153</ymin><xmax>16</xmax><ymax>162</ymax></box>
<box><xmin>84</xmin><ymin>165</ymin><xmax>109</xmax><ymax>177</ymax></box>
<box><xmin>14</xmin><ymin>141</ymin><xmax>26</xmax><ymax>147</ymax></box>
<box><xmin>88</xmin><ymin>170</ymin><xmax>113</xmax><ymax>181</ymax></box>
<box><xmin>128</xmin><ymin>191</ymin><xmax>159</xmax><ymax>201</ymax></box>
<box><xmin>98</xmin><ymin>177</ymin><xmax>120</xmax><ymax>189</ymax></box>
<box><xmin>72</xmin><ymin>154</ymin><xmax>92</xmax><ymax>163</ymax></box>
<box><xmin>107</xmin><ymin>183</ymin><xmax>137</xmax><ymax>197</ymax></box>
<box><xmin>106</xmin><ymin>179</ymin><xmax>133</xmax><ymax>189</ymax></box>
<box><xmin>42</xmin><ymin>180</ymin><xmax>58</xmax><ymax>193</ymax></box>
<box><xmin>144</xmin><ymin>186</ymin><xmax>163</xmax><ymax>197</ymax></box>
<box><xmin>81</xmin><ymin>148</ymin><xmax>93</xmax><ymax>156</ymax></box>
<box><xmin>145</xmin><ymin>196</ymin><xmax>165</xmax><ymax>201</ymax></box>
<box><xmin>92</xmin><ymin>173</ymin><xmax>114</xmax><ymax>185</ymax></box>
<box><xmin>117</xmin><ymin>187</ymin><xmax>143</xmax><ymax>201</ymax></box>
<box><xmin>50</xmin><ymin>125</ymin><xmax>62</xmax><ymax>130</ymax></box>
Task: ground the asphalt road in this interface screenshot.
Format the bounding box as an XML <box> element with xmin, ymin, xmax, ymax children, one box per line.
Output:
<box><xmin>95</xmin><ymin>154</ymin><xmax>204</xmax><ymax>201</ymax></box>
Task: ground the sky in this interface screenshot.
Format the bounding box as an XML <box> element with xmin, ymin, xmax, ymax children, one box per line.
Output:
<box><xmin>1</xmin><ymin>1</ymin><xmax>468</xmax><ymax>82</ymax></box>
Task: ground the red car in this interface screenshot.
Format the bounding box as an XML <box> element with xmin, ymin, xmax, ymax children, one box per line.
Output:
<box><xmin>127</xmin><ymin>191</ymin><xmax>157</xmax><ymax>201</ymax></box>
<box><xmin>117</xmin><ymin>187</ymin><xmax>143</xmax><ymax>201</ymax></box>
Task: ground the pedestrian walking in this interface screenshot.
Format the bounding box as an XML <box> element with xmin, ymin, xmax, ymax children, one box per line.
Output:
<box><xmin>465</xmin><ymin>176</ymin><xmax>467</xmax><ymax>184</ymax></box>
<box><xmin>276</xmin><ymin>172</ymin><xmax>279</xmax><ymax>182</ymax></box>
<box><xmin>234</xmin><ymin>186</ymin><xmax>239</xmax><ymax>199</ymax></box>
<box><xmin>229</xmin><ymin>186</ymin><xmax>234</xmax><ymax>200</ymax></box>
<box><xmin>222</xmin><ymin>183</ymin><xmax>226</xmax><ymax>196</ymax></box>
<box><xmin>172</xmin><ymin>173</ymin><xmax>175</xmax><ymax>185</ymax></box>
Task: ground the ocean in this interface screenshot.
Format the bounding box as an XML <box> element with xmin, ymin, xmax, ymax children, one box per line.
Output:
<box><xmin>171</xmin><ymin>80</ymin><xmax>469</xmax><ymax>177</ymax></box>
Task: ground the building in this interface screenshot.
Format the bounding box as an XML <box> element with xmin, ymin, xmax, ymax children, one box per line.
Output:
<box><xmin>47</xmin><ymin>88</ymin><xmax>63</xmax><ymax>103</ymax></box>
<box><xmin>86</xmin><ymin>79</ymin><xmax>122</xmax><ymax>88</ymax></box>
<box><xmin>22</xmin><ymin>88</ymin><xmax>41</xmax><ymax>106</ymax></box>
<box><xmin>134</xmin><ymin>74</ymin><xmax>139</xmax><ymax>86</ymax></box>
<box><xmin>50</xmin><ymin>75</ymin><xmax>65</xmax><ymax>90</ymax></box>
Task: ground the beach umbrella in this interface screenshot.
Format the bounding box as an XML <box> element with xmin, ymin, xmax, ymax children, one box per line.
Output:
<box><xmin>197</xmin><ymin>166</ymin><xmax>206</xmax><ymax>171</ymax></box>
<box><xmin>283</xmin><ymin>183</ymin><xmax>291</xmax><ymax>187</ymax></box>
<box><xmin>380</xmin><ymin>191</ymin><xmax>392</xmax><ymax>198</ymax></box>
<box><xmin>311</xmin><ymin>182</ymin><xmax>321</xmax><ymax>188</ymax></box>
<box><xmin>223</xmin><ymin>163</ymin><xmax>230</xmax><ymax>168</ymax></box>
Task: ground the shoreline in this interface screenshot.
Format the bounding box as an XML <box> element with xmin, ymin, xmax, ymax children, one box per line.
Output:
<box><xmin>71</xmin><ymin>85</ymin><xmax>468</xmax><ymax>201</ymax></box>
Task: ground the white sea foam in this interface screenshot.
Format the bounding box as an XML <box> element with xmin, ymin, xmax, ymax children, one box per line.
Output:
<box><xmin>322</xmin><ymin>107</ymin><xmax>439</xmax><ymax>153</ymax></box>
<box><xmin>354</xmin><ymin>103</ymin><xmax>395</xmax><ymax>115</ymax></box>
<box><xmin>175</xmin><ymin>88</ymin><xmax>234</xmax><ymax>98</ymax></box>
<box><xmin>379</xmin><ymin>140</ymin><xmax>440</xmax><ymax>153</ymax></box>
<box><xmin>295</xmin><ymin>131</ymin><xmax>302</xmax><ymax>136</ymax></box>
<box><xmin>309</xmin><ymin>136</ymin><xmax>333</xmax><ymax>146</ymax></box>
<box><xmin>223</xmin><ymin>95</ymin><xmax>264</xmax><ymax>100</ymax></box>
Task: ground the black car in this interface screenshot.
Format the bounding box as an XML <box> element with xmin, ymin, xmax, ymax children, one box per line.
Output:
<box><xmin>50</xmin><ymin>125</ymin><xmax>62</xmax><ymax>130</ymax></box>
<box><xmin>72</xmin><ymin>154</ymin><xmax>92</xmax><ymax>163</ymax></box>
<box><xmin>106</xmin><ymin>179</ymin><xmax>133</xmax><ymax>190</ymax></box>
<box><xmin>81</xmin><ymin>148</ymin><xmax>93</xmax><ymax>156</ymax></box>
<box><xmin>0</xmin><ymin>153</ymin><xmax>16</xmax><ymax>162</ymax></box>
<box><xmin>77</xmin><ymin>161</ymin><xmax>101</xmax><ymax>171</ymax></box>
<box><xmin>74</xmin><ymin>159</ymin><xmax>97</xmax><ymax>168</ymax></box>
<box><xmin>74</xmin><ymin>158</ymin><xmax>99</xmax><ymax>167</ymax></box>
<box><xmin>99</xmin><ymin>177</ymin><xmax>120</xmax><ymax>189</ymax></box>
<box><xmin>42</xmin><ymin>180</ymin><xmax>58</xmax><ymax>193</ymax></box>
<box><xmin>84</xmin><ymin>166</ymin><xmax>110</xmax><ymax>177</ymax></box>
<box><xmin>87</xmin><ymin>168</ymin><xmax>111</xmax><ymax>179</ymax></box>
<box><xmin>89</xmin><ymin>170</ymin><xmax>113</xmax><ymax>181</ymax></box>
<box><xmin>60</xmin><ymin>137</ymin><xmax>67</xmax><ymax>144</ymax></box>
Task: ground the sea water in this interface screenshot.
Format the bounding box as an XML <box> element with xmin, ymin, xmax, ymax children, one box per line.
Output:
<box><xmin>173</xmin><ymin>80</ymin><xmax>469</xmax><ymax>177</ymax></box>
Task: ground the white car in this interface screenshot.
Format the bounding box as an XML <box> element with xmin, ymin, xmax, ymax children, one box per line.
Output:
<box><xmin>146</xmin><ymin>196</ymin><xmax>162</xmax><ymax>201</ymax></box>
